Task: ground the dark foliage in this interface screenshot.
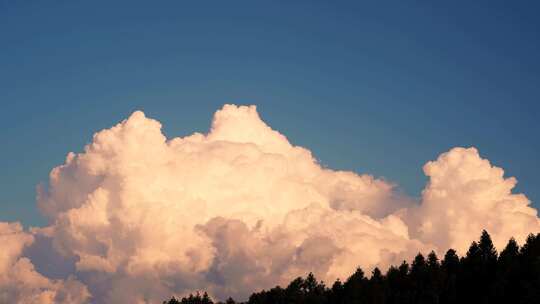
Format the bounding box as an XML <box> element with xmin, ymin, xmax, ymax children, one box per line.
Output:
<box><xmin>163</xmin><ymin>292</ymin><xmax>214</xmax><ymax>304</ymax></box>
<box><xmin>164</xmin><ymin>231</ymin><xmax>540</xmax><ymax>304</ymax></box>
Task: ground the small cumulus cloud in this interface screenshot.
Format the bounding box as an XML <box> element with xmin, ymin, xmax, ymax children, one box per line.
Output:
<box><xmin>0</xmin><ymin>104</ymin><xmax>538</xmax><ymax>303</ymax></box>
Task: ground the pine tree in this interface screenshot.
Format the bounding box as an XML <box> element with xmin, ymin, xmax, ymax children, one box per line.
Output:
<box><xmin>494</xmin><ymin>238</ymin><xmax>521</xmax><ymax>304</ymax></box>
<box><xmin>386</xmin><ymin>266</ymin><xmax>401</xmax><ymax>304</ymax></box>
<box><xmin>426</xmin><ymin>251</ymin><xmax>441</xmax><ymax>304</ymax></box>
<box><xmin>369</xmin><ymin>267</ymin><xmax>385</xmax><ymax>304</ymax></box>
<box><xmin>343</xmin><ymin>267</ymin><xmax>368</xmax><ymax>303</ymax></box>
<box><xmin>286</xmin><ymin>277</ymin><xmax>305</xmax><ymax>303</ymax></box>
<box><xmin>328</xmin><ymin>279</ymin><xmax>344</xmax><ymax>304</ymax></box>
<box><xmin>519</xmin><ymin>233</ymin><xmax>540</xmax><ymax>303</ymax></box>
<box><xmin>442</xmin><ymin>249</ymin><xmax>459</xmax><ymax>274</ymax></box>
<box><xmin>303</xmin><ymin>273</ymin><xmax>318</xmax><ymax>293</ymax></box>
<box><xmin>479</xmin><ymin>230</ymin><xmax>498</xmax><ymax>263</ymax></box>
<box><xmin>201</xmin><ymin>292</ymin><xmax>213</xmax><ymax>304</ymax></box>
<box><xmin>411</xmin><ymin>253</ymin><xmax>430</xmax><ymax>303</ymax></box>
<box><xmin>397</xmin><ymin>261</ymin><xmax>412</xmax><ymax>304</ymax></box>
<box><xmin>478</xmin><ymin>231</ymin><xmax>498</xmax><ymax>303</ymax></box>
<box><xmin>441</xmin><ymin>249</ymin><xmax>459</xmax><ymax>304</ymax></box>
<box><xmin>499</xmin><ymin>238</ymin><xmax>519</xmax><ymax>266</ymax></box>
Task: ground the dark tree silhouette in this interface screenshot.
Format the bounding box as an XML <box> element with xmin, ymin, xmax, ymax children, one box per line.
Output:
<box><xmin>441</xmin><ymin>249</ymin><xmax>459</xmax><ymax>304</ymax></box>
<box><xmin>343</xmin><ymin>267</ymin><xmax>368</xmax><ymax>303</ymax></box>
<box><xmin>519</xmin><ymin>233</ymin><xmax>540</xmax><ymax>303</ymax></box>
<box><xmin>163</xmin><ymin>231</ymin><xmax>540</xmax><ymax>304</ymax></box>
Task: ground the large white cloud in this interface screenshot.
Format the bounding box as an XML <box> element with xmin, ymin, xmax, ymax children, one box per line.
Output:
<box><xmin>1</xmin><ymin>104</ymin><xmax>538</xmax><ymax>303</ymax></box>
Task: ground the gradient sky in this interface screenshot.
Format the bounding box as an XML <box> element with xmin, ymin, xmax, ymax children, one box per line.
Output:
<box><xmin>1</xmin><ymin>1</ymin><xmax>539</xmax><ymax>227</ymax></box>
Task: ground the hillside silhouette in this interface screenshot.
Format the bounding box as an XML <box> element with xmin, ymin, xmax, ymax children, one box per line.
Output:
<box><xmin>163</xmin><ymin>230</ymin><xmax>540</xmax><ymax>304</ymax></box>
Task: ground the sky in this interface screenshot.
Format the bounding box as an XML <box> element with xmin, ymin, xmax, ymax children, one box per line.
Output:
<box><xmin>1</xmin><ymin>0</ymin><xmax>540</xmax><ymax>228</ymax></box>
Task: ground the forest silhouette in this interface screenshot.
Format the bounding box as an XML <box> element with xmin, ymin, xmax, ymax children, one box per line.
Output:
<box><xmin>163</xmin><ymin>230</ymin><xmax>540</xmax><ymax>304</ymax></box>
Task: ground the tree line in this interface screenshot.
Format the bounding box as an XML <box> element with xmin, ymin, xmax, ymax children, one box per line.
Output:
<box><xmin>164</xmin><ymin>230</ymin><xmax>540</xmax><ymax>304</ymax></box>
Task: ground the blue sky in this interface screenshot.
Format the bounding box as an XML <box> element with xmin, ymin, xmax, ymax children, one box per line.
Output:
<box><xmin>1</xmin><ymin>1</ymin><xmax>539</xmax><ymax>226</ymax></box>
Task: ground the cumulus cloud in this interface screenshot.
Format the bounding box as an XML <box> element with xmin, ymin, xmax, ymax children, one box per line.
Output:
<box><xmin>410</xmin><ymin>147</ymin><xmax>540</xmax><ymax>252</ymax></box>
<box><xmin>0</xmin><ymin>104</ymin><xmax>538</xmax><ymax>303</ymax></box>
<box><xmin>0</xmin><ymin>222</ymin><xmax>89</xmax><ymax>303</ymax></box>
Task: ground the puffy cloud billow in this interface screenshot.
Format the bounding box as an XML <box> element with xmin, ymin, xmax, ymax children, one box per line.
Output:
<box><xmin>0</xmin><ymin>223</ymin><xmax>89</xmax><ymax>303</ymax></box>
<box><xmin>1</xmin><ymin>104</ymin><xmax>539</xmax><ymax>303</ymax></box>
